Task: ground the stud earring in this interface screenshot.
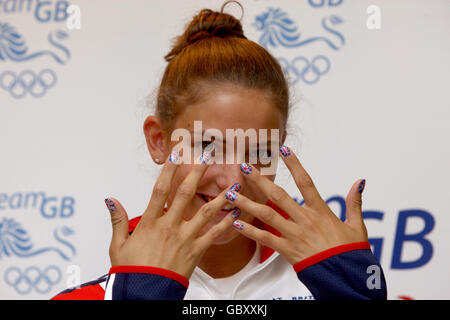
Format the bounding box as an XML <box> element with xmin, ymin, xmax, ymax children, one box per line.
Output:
<box><xmin>155</xmin><ymin>158</ymin><xmax>160</xmax><ymax>163</ymax></box>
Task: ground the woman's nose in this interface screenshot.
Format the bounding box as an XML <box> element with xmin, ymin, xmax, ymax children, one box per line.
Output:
<box><xmin>213</xmin><ymin>164</ymin><xmax>244</xmax><ymax>191</ymax></box>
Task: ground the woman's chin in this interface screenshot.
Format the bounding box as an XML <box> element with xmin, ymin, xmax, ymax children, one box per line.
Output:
<box><xmin>197</xmin><ymin>221</ymin><xmax>239</xmax><ymax>245</ymax></box>
<box><xmin>211</xmin><ymin>228</ymin><xmax>240</xmax><ymax>245</ymax></box>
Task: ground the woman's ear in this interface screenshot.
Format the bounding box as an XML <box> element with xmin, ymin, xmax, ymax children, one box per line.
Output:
<box><xmin>143</xmin><ymin>116</ymin><xmax>167</xmax><ymax>164</ymax></box>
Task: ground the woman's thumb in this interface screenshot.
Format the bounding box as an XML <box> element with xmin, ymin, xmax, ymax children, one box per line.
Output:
<box><xmin>344</xmin><ymin>179</ymin><xmax>366</xmax><ymax>226</ymax></box>
<box><xmin>105</xmin><ymin>197</ymin><xmax>129</xmax><ymax>251</ymax></box>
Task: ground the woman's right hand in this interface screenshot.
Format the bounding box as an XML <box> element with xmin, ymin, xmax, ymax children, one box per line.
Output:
<box><xmin>104</xmin><ymin>152</ymin><xmax>239</xmax><ymax>279</ymax></box>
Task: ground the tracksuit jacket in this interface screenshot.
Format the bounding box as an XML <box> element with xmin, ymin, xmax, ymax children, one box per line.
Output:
<box><xmin>52</xmin><ymin>200</ymin><xmax>387</xmax><ymax>300</ymax></box>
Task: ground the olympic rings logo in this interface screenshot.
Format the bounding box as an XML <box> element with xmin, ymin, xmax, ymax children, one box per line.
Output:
<box><xmin>309</xmin><ymin>0</ymin><xmax>343</xmax><ymax>7</ymax></box>
<box><xmin>279</xmin><ymin>55</ymin><xmax>331</xmax><ymax>85</ymax></box>
<box><xmin>4</xmin><ymin>265</ymin><xmax>62</xmax><ymax>295</ymax></box>
<box><xmin>0</xmin><ymin>69</ymin><xmax>57</xmax><ymax>99</ymax></box>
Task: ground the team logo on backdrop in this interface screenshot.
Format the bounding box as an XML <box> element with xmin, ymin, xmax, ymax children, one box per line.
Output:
<box><xmin>0</xmin><ymin>0</ymin><xmax>72</xmax><ymax>99</ymax></box>
<box><xmin>253</xmin><ymin>1</ymin><xmax>345</xmax><ymax>85</ymax></box>
<box><xmin>4</xmin><ymin>265</ymin><xmax>62</xmax><ymax>295</ymax></box>
<box><xmin>0</xmin><ymin>218</ymin><xmax>75</xmax><ymax>260</ymax></box>
<box><xmin>293</xmin><ymin>195</ymin><xmax>435</xmax><ymax>270</ymax></box>
<box><xmin>0</xmin><ymin>192</ymin><xmax>76</xmax><ymax>295</ymax></box>
<box><xmin>308</xmin><ymin>0</ymin><xmax>343</xmax><ymax>7</ymax></box>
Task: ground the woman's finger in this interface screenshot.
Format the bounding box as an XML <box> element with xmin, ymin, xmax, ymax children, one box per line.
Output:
<box><xmin>140</xmin><ymin>151</ymin><xmax>179</xmax><ymax>226</ymax></box>
<box><xmin>195</xmin><ymin>207</ymin><xmax>237</xmax><ymax>252</ymax></box>
<box><xmin>224</xmin><ymin>189</ymin><xmax>297</xmax><ymax>237</ymax></box>
<box><xmin>238</xmin><ymin>162</ymin><xmax>306</xmax><ymax>223</ymax></box>
<box><xmin>230</xmin><ymin>219</ymin><xmax>284</xmax><ymax>251</ymax></box>
<box><xmin>345</xmin><ymin>178</ymin><xmax>366</xmax><ymax>227</ymax></box>
<box><xmin>166</xmin><ymin>151</ymin><xmax>211</xmax><ymax>224</ymax></box>
<box><xmin>105</xmin><ymin>197</ymin><xmax>129</xmax><ymax>253</ymax></box>
<box><xmin>185</xmin><ymin>183</ymin><xmax>241</xmax><ymax>237</ymax></box>
<box><xmin>279</xmin><ymin>145</ymin><xmax>324</xmax><ymax>208</ymax></box>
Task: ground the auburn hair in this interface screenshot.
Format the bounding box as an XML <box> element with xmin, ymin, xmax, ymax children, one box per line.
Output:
<box><xmin>156</xmin><ymin>1</ymin><xmax>290</xmax><ymax>131</ymax></box>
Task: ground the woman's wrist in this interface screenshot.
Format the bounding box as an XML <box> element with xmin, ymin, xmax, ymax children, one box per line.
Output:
<box><xmin>109</xmin><ymin>265</ymin><xmax>190</xmax><ymax>288</ymax></box>
<box><xmin>293</xmin><ymin>241</ymin><xmax>371</xmax><ymax>273</ymax></box>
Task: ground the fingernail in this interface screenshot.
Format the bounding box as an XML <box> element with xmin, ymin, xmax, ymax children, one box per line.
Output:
<box><xmin>199</xmin><ymin>142</ymin><xmax>215</xmax><ymax>164</ymax></box>
<box><xmin>358</xmin><ymin>179</ymin><xmax>366</xmax><ymax>194</ymax></box>
<box><xmin>229</xmin><ymin>183</ymin><xmax>242</xmax><ymax>192</ymax></box>
<box><xmin>105</xmin><ymin>198</ymin><xmax>116</xmax><ymax>213</ymax></box>
<box><xmin>225</xmin><ymin>190</ymin><xmax>237</xmax><ymax>201</ymax></box>
<box><xmin>240</xmin><ymin>163</ymin><xmax>252</xmax><ymax>175</ymax></box>
<box><xmin>169</xmin><ymin>151</ymin><xmax>179</xmax><ymax>163</ymax></box>
<box><xmin>200</xmin><ymin>151</ymin><xmax>212</xmax><ymax>164</ymax></box>
<box><xmin>232</xmin><ymin>208</ymin><xmax>241</xmax><ymax>219</ymax></box>
<box><xmin>280</xmin><ymin>145</ymin><xmax>291</xmax><ymax>157</ymax></box>
<box><xmin>233</xmin><ymin>220</ymin><xmax>244</xmax><ymax>230</ymax></box>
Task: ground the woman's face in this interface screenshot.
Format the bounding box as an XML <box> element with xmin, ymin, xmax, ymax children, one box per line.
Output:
<box><xmin>164</xmin><ymin>85</ymin><xmax>285</xmax><ymax>244</ymax></box>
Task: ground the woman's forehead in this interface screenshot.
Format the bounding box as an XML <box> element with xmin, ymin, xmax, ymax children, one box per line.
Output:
<box><xmin>174</xmin><ymin>88</ymin><xmax>284</xmax><ymax>131</ymax></box>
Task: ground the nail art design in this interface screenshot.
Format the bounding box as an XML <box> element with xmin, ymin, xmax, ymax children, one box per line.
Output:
<box><xmin>200</xmin><ymin>151</ymin><xmax>212</xmax><ymax>164</ymax></box>
<box><xmin>105</xmin><ymin>198</ymin><xmax>116</xmax><ymax>213</ymax></box>
<box><xmin>358</xmin><ymin>179</ymin><xmax>366</xmax><ymax>194</ymax></box>
<box><xmin>233</xmin><ymin>220</ymin><xmax>244</xmax><ymax>230</ymax></box>
<box><xmin>225</xmin><ymin>190</ymin><xmax>237</xmax><ymax>201</ymax></box>
<box><xmin>240</xmin><ymin>163</ymin><xmax>252</xmax><ymax>175</ymax></box>
<box><xmin>229</xmin><ymin>183</ymin><xmax>242</xmax><ymax>192</ymax></box>
<box><xmin>280</xmin><ymin>145</ymin><xmax>291</xmax><ymax>157</ymax></box>
<box><xmin>199</xmin><ymin>142</ymin><xmax>215</xmax><ymax>164</ymax></box>
<box><xmin>232</xmin><ymin>208</ymin><xmax>241</xmax><ymax>219</ymax></box>
<box><xmin>169</xmin><ymin>151</ymin><xmax>179</xmax><ymax>163</ymax></box>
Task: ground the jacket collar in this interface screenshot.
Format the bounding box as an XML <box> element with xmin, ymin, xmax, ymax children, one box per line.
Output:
<box><xmin>127</xmin><ymin>200</ymin><xmax>291</xmax><ymax>264</ymax></box>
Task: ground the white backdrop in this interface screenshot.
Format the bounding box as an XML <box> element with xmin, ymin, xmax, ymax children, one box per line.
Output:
<box><xmin>1</xmin><ymin>0</ymin><xmax>449</xmax><ymax>300</ymax></box>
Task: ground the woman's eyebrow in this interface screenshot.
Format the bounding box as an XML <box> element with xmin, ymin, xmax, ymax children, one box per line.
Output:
<box><xmin>186</xmin><ymin>129</ymin><xmax>273</xmax><ymax>148</ymax></box>
<box><xmin>188</xmin><ymin>129</ymin><xmax>224</xmax><ymax>144</ymax></box>
<box><xmin>250</xmin><ymin>140</ymin><xmax>273</xmax><ymax>147</ymax></box>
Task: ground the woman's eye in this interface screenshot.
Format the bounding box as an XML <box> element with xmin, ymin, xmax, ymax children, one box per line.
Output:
<box><xmin>202</xmin><ymin>141</ymin><xmax>211</xmax><ymax>150</ymax></box>
<box><xmin>191</xmin><ymin>141</ymin><xmax>211</xmax><ymax>150</ymax></box>
<box><xmin>197</xmin><ymin>141</ymin><xmax>215</xmax><ymax>154</ymax></box>
<box><xmin>248</xmin><ymin>149</ymin><xmax>272</xmax><ymax>160</ymax></box>
<box><xmin>258</xmin><ymin>149</ymin><xmax>272</xmax><ymax>159</ymax></box>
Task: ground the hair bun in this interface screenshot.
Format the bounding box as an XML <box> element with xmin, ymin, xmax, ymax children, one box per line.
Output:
<box><xmin>165</xmin><ymin>1</ymin><xmax>246</xmax><ymax>62</ymax></box>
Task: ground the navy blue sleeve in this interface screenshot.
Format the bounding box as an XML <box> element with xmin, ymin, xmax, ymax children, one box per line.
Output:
<box><xmin>294</xmin><ymin>242</ymin><xmax>387</xmax><ymax>300</ymax></box>
<box><xmin>107</xmin><ymin>266</ymin><xmax>189</xmax><ymax>300</ymax></box>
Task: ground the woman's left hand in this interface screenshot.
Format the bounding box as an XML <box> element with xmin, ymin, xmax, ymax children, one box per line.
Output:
<box><xmin>224</xmin><ymin>146</ymin><xmax>369</xmax><ymax>265</ymax></box>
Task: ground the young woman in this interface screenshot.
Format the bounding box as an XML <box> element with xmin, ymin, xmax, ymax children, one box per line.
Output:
<box><xmin>52</xmin><ymin>1</ymin><xmax>386</xmax><ymax>300</ymax></box>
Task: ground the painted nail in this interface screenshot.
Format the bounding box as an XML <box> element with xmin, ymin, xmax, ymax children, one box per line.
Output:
<box><xmin>358</xmin><ymin>179</ymin><xmax>366</xmax><ymax>194</ymax></box>
<box><xmin>232</xmin><ymin>208</ymin><xmax>241</xmax><ymax>219</ymax></box>
<box><xmin>225</xmin><ymin>190</ymin><xmax>237</xmax><ymax>201</ymax></box>
<box><xmin>104</xmin><ymin>198</ymin><xmax>116</xmax><ymax>213</ymax></box>
<box><xmin>199</xmin><ymin>142</ymin><xmax>215</xmax><ymax>164</ymax></box>
<box><xmin>240</xmin><ymin>163</ymin><xmax>252</xmax><ymax>175</ymax></box>
<box><xmin>200</xmin><ymin>151</ymin><xmax>212</xmax><ymax>164</ymax></box>
<box><xmin>280</xmin><ymin>145</ymin><xmax>291</xmax><ymax>157</ymax></box>
<box><xmin>233</xmin><ymin>220</ymin><xmax>244</xmax><ymax>230</ymax></box>
<box><xmin>169</xmin><ymin>151</ymin><xmax>179</xmax><ymax>163</ymax></box>
<box><xmin>229</xmin><ymin>183</ymin><xmax>242</xmax><ymax>192</ymax></box>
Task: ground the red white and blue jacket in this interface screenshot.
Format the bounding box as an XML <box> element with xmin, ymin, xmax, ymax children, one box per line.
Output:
<box><xmin>52</xmin><ymin>200</ymin><xmax>387</xmax><ymax>300</ymax></box>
